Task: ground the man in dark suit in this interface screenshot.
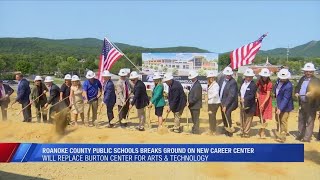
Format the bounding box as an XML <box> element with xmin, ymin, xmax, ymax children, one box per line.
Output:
<box><xmin>163</xmin><ymin>73</ymin><xmax>187</xmax><ymax>133</ymax></box>
<box><xmin>239</xmin><ymin>69</ymin><xmax>257</xmax><ymax>138</ymax></box>
<box><xmin>219</xmin><ymin>67</ymin><xmax>238</xmax><ymax>137</ymax></box>
<box><xmin>129</xmin><ymin>71</ymin><xmax>149</xmax><ymax>131</ymax></box>
<box><xmin>0</xmin><ymin>80</ymin><xmax>14</xmax><ymax>121</ymax></box>
<box><xmin>187</xmin><ymin>71</ymin><xmax>202</xmax><ymax>134</ymax></box>
<box><xmin>44</xmin><ymin>76</ymin><xmax>61</xmax><ymax>123</ymax></box>
<box><xmin>12</xmin><ymin>73</ymin><xmax>31</xmax><ymax>122</ymax></box>
<box><xmin>294</xmin><ymin>63</ymin><xmax>320</xmax><ymax>142</ymax></box>
<box><xmin>102</xmin><ymin>70</ymin><xmax>116</xmax><ymax>128</ymax></box>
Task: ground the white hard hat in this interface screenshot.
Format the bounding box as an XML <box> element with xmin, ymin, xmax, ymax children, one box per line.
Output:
<box><xmin>188</xmin><ymin>71</ymin><xmax>198</xmax><ymax>80</ymax></box>
<box><xmin>302</xmin><ymin>63</ymin><xmax>316</xmax><ymax>71</ymax></box>
<box><xmin>44</xmin><ymin>76</ymin><xmax>54</xmax><ymax>83</ymax></box>
<box><xmin>118</xmin><ymin>69</ymin><xmax>127</xmax><ymax>76</ymax></box>
<box><xmin>125</xmin><ymin>69</ymin><xmax>131</xmax><ymax>74</ymax></box>
<box><xmin>277</xmin><ymin>69</ymin><xmax>291</xmax><ymax>80</ymax></box>
<box><xmin>34</xmin><ymin>76</ymin><xmax>43</xmax><ymax>82</ymax></box>
<box><xmin>101</xmin><ymin>70</ymin><xmax>112</xmax><ymax>77</ymax></box>
<box><xmin>129</xmin><ymin>71</ymin><xmax>140</xmax><ymax>80</ymax></box>
<box><xmin>71</xmin><ymin>75</ymin><xmax>80</xmax><ymax>81</ymax></box>
<box><xmin>85</xmin><ymin>70</ymin><xmax>96</xmax><ymax>79</ymax></box>
<box><xmin>64</xmin><ymin>74</ymin><xmax>72</xmax><ymax>80</ymax></box>
<box><xmin>243</xmin><ymin>68</ymin><xmax>255</xmax><ymax>77</ymax></box>
<box><xmin>153</xmin><ymin>72</ymin><xmax>162</xmax><ymax>80</ymax></box>
<box><xmin>223</xmin><ymin>67</ymin><xmax>233</xmax><ymax>75</ymax></box>
<box><xmin>259</xmin><ymin>68</ymin><xmax>271</xmax><ymax>77</ymax></box>
<box><xmin>206</xmin><ymin>71</ymin><xmax>218</xmax><ymax>78</ymax></box>
<box><xmin>163</xmin><ymin>73</ymin><xmax>173</xmax><ymax>82</ymax></box>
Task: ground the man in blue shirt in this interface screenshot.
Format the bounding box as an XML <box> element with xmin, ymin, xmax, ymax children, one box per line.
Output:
<box><xmin>12</xmin><ymin>73</ymin><xmax>32</xmax><ymax>122</ymax></box>
<box><xmin>83</xmin><ymin>70</ymin><xmax>102</xmax><ymax>126</ymax></box>
<box><xmin>294</xmin><ymin>63</ymin><xmax>320</xmax><ymax>142</ymax></box>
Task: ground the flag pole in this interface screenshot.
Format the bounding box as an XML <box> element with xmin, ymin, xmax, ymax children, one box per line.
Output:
<box><xmin>105</xmin><ymin>37</ymin><xmax>141</xmax><ymax>72</ymax></box>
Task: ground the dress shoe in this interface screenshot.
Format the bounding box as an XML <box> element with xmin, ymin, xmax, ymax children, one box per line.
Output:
<box><xmin>301</xmin><ymin>139</ymin><xmax>310</xmax><ymax>143</ymax></box>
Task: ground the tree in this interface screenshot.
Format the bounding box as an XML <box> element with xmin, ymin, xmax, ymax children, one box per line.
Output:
<box><xmin>15</xmin><ymin>60</ymin><xmax>32</xmax><ymax>74</ymax></box>
<box><xmin>162</xmin><ymin>66</ymin><xmax>168</xmax><ymax>72</ymax></box>
<box><xmin>58</xmin><ymin>56</ymin><xmax>80</xmax><ymax>74</ymax></box>
<box><xmin>218</xmin><ymin>53</ymin><xmax>230</xmax><ymax>70</ymax></box>
<box><xmin>197</xmin><ymin>68</ymin><xmax>206</xmax><ymax>76</ymax></box>
<box><xmin>0</xmin><ymin>58</ymin><xmax>6</xmax><ymax>73</ymax></box>
<box><xmin>172</xmin><ymin>68</ymin><xmax>178</xmax><ymax>75</ymax></box>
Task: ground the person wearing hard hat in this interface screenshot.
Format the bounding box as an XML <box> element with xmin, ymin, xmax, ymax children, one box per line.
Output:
<box><xmin>205</xmin><ymin>71</ymin><xmax>220</xmax><ymax>135</ymax></box>
<box><xmin>218</xmin><ymin>67</ymin><xmax>238</xmax><ymax>137</ymax></box>
<box><xmin>256</xmin><ymin>68</ymin><xmax>273</xmax><ymax>138</ymax></box>
<box><xmin>239</xmin><ymin>68</ymin><xmax>257</xmax><ymax>138</ymax></box>
<box><xmin>163</xmin><ymin>73</ymin><xmax>187</xmax><ymax>133</ymax></box>
<box><xmin>149</xmin><ymin>73</ymin><xmax>165</xmax><ymax>128</ymax></box>
<box><xmin>44</xmin><ymin>76</ymin><xmax>61</xmax><ymax>123</ymax></box>
<box><xmin>274</xmin><ymin>68</ymin><xmax>294</xmax><ymax>142</ymax></box>
<box><xmin>187</xmin><ymin>71</ymin><xmax>202</xmax><ymax>134</ymax></box>
<box><xmin>129</xmin><ymin>71</ymin><xmax>149</xmax><ymax>131</ymax></box>
<box><xmin>83</xmin><ymin>70</ymin><xmax>102</xmax><ymax>126</ymax></box>
<box><xmin>31</xmin><ymin>76</ymin><xmax>48</xmax><ymax>123</ymax></box>
<box><xmin>294</xmin><ymin>63</ymin><xmax>320</xmax><ymax>142</ymax></box>
<box><xmin>101</xmin><ymin>70</ymin><xmax>116</xmax><ymax>128</ymax></box>
<box><xmin>60</xmin><ymin>74</ymin><xmax>72</xmax><ymax>107</ymax></box>
<box><xmin>115</xmin><ymin>69</ymin><xmax>132</xmax><ymax>127</ymax></box>
<box><xmin>12</xmin><ymin>73</ymin><xmax>32</xmax><ymax>122</ymax></box>
<box><xmin>69</xmin><ymin>75</ymin><xmax>84</xmax><ymax>126</ymax></box>
<box><xmin>0</xmin><ymin>79</ymin><xmax>14</xmax><ymax>121</ymax></box>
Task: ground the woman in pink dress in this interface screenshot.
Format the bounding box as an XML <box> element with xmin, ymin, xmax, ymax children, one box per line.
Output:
<box><xmin>256</xmin><ymin>68</ymin><xmax>273</xmax><ymax>138</ymax></box>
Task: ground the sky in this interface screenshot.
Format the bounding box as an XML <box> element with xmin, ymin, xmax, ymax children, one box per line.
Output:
<box><xmin>0</xmin><ymin>1</ymin><xmax>319</xmax><ymax>53</ymax></box>
<box><xmin>142</xmin><ymin>53</ymin><xmax>219</xmax><ymax>61</ymax></box>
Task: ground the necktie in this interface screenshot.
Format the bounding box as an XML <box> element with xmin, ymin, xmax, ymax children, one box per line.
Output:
<box><xmin>0</xmin><ymin>86</ymin><xmax>2</xmax><ymax>98</ymax></box>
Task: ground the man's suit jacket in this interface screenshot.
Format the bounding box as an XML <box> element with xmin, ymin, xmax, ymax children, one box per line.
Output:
<box><xmin>240</xmin><ymin>80</ymin><xmax>257</xmax><ymax>114</ymax></box>
<box><xmin>47</xmin><ymin>83</ymin><xmax>60</xmax><ymax>105</ymax></box>
<box><xmin>168</xmin><ymin>80</ymin><xmax>187</xmax><ymax>113</ymax></box>
<box><xmin>0</xmin><ymin>84</ymin><xmax>14</xmax><ymax>106</ymax></box>
<box><xmin>294</xmin><ymin>75</ymin><xmax>320</xmax><ymax>111</ymax></box>
<box><xmin>188</xmin><ymin>80</ymin><xmax>202</xmax><ymax>110</ymax></box>
<box><xmin>131</xmin><ymin>80</ymin><xmax>149</xmax><ymax>109</ymax></box>
<box><xmin>103</xmin><ymin>79</ymin><xmax>116</xmax><ymax>107</ymax></box>
<box><xmin>218</xmin><ymin>77</ymin><xmax>238</xmax><ymax>111</ymax></box>
<box><xmin>16</xmin><ymin>78</ymin><xmax>31</xmax><ymax>104</ymax></box>
<box><xmin>115</xmin><ymin>78</ymin><xmax>130</xmax><ymax>106</ymax></box>
<box><xmin>274</xmin><ymin>79</ymin><xmax>294</xmax><ymax>112</ymax></box>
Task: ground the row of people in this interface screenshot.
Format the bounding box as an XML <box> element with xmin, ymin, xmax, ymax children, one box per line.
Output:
<box><xmin>1</xmin><ymin>64</ymin><xmax>320</xmax><ymax>142</ymax></box>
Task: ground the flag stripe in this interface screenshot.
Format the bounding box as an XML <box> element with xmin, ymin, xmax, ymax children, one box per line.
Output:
<box><xmin>97</xmin><ymin>38</ymin><xmax>123</xmax><ymax>82</ymax></box>
<box><xmin>230</xmin><ymin>33</ymin><xmax>267</xmax><ymax>69</ymax></box>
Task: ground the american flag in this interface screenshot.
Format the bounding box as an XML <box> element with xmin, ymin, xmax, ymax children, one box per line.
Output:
<box><xmin>97</xmin><ymin>38</ymin><xmax>123</xmax><ymax>81</ymax></box>
<box><xmin>230</xmin><ymin>33</ymin><xmax>267</xmax><ymax>70</ymax></box>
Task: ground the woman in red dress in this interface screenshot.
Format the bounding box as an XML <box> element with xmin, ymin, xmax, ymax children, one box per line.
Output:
<box><xmin>256</xmin><ymin>68</ymin><xmax>273</xmax><ymax>138</ymax></box>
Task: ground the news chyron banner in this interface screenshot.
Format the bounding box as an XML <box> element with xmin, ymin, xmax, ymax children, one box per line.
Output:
<box><xmin>0</xmin><ymin>143</ymin><xmax>303</xmax><ymax>163</ymax></box>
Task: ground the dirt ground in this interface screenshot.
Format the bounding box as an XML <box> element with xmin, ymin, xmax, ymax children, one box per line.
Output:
<box><xmin>0</xmin><ymin>99</ymin><xmax>319</xmax><ymax>180</ymax></box>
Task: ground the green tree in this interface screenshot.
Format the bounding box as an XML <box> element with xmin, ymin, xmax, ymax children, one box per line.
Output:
<box><xmin>172</xmin><ymin>68</ymin><xmax>178</xmax><ymax>75</ymax></box>
<box><xmin>15</xmin><ymin>60</ymin><xmax>32</xmax><ymax>74</ymax></box>
<box><xmin>197</xmin><ymin>68</ymin><xmax>206</xmax><ymax>76</ymax></box>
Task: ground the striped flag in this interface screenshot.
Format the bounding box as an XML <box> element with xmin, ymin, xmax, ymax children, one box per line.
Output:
<box><xmin>97</xmin><ymin>38</ymin><xmax>123</xmax><ymax>81</ymax></box>
<box><xmin>230</xmin><ymin>33</ymin><xmax>267</xmax><ymax>69</ymax></box>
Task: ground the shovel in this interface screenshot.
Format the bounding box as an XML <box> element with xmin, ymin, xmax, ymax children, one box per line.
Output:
<box><xmin>183</xmin><ymin>92</ymin><xmax>192</xmax><ymax>133</ymax></box>
<box><xmin>146</xmin><ymin>105</ymin><xmax>152</xmax><ymax>129</ymax></box>
<box><xmin>221</xmin><ymin>102</ymin><xmax>240</xmax><ymax>133</ymax></box>
<box><xmin>274</xmin><ymin>98</ymin><xmax>283</xmax><ymax>140</ymax></box>
<box><xmin>17</xmin><ymin>93</ymin><xmax>45</xmax><ymax>115</ymax></box>
<box><xmin>256</xmin><ymin>99</ymin><xmax>268</xmax><ymax>128</ymax></box>
<box><xmin>157</xmin><ymin>109</ymin><xmax>170</xmax><ymax>134</ymax></box>
<box><xmin>95</xmin><ymin>102</ymin><xmax>105</xmax><ymax>129</ymax></box>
